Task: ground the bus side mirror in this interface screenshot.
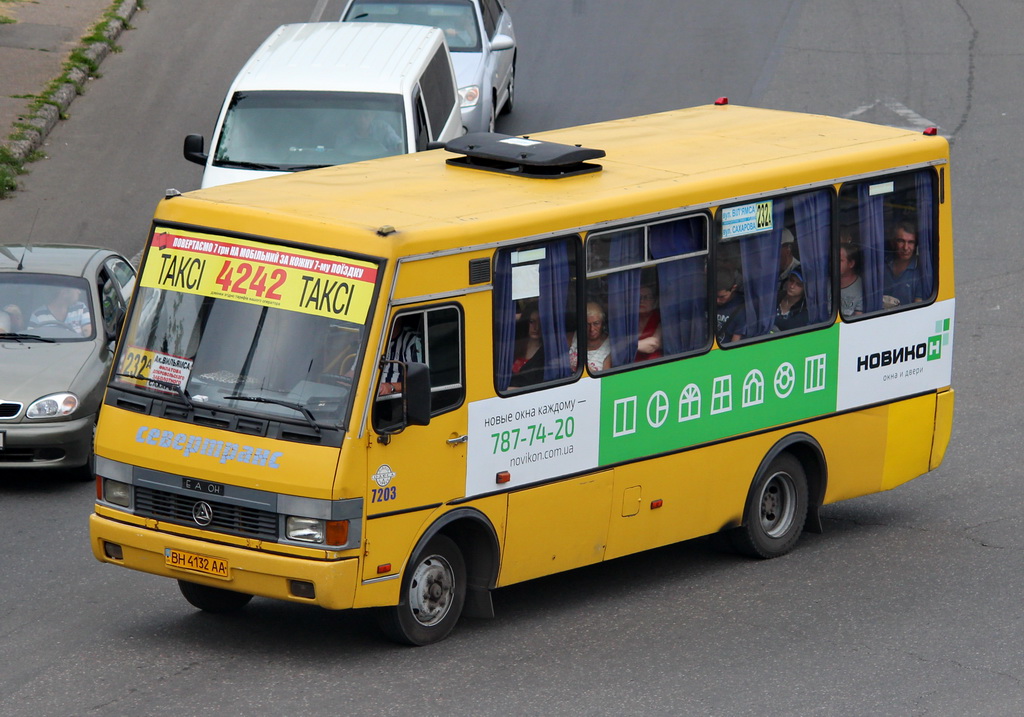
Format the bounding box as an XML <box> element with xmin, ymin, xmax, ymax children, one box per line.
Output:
<box><xmin>183</xmin><ymin>134</ymin><xmax>208</xmax><ymax>165</ymax></box>
<box><xmin>374</xmin><ymin>361</ymin><xmax>431</xmax><ymax>442</ymax></box>
<box><xmin>403</xmin><ymin>362</ymin><xmax>431</xmax><ymax>427</ymax></box>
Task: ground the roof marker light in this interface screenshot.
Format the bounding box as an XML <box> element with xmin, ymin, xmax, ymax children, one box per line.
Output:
<box><xmin>715</xmin><ymin>97</ymin><xmax>729</xmax><ymax>105</ymax></box>
<box><xmin>923</xmin><ymin>127</ymin><xmax>938</xmax><ymax>136</ymax></box>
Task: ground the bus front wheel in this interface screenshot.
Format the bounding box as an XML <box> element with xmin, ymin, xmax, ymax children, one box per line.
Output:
<box><xmin>378</xmin><ymin>534</ymin><xmax>466</xmax><ymax>646</ymax></box>
<box><xmin>177</xmin><ymin>579</ymin><xmax>253</xmax><ymax>613</ymax></box>
<box><xmin>731</xmin><ymin>453</ymin><xmax>808</xmax><ymax>559</ymax></box>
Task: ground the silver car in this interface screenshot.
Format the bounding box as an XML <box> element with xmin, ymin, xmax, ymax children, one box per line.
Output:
<box><xmin>341</xmin><ymin>0</ymin><xmax>516</xmax><ymax>133</ymax></box>
<box><xmin>0</xmin><ymin>245</ymin><xmax>135</xmax><ymax>477</ymax></box>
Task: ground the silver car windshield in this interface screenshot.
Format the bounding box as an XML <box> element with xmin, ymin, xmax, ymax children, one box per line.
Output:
<box><xmin>345</xmin><ymin>1</ymin><xmax>481</xmax><ymax>52</ymax></box>
<box><xmin>213</xmin><ymin>90</ymin><xmax>407</xmax><ymax>171</ymax></box>
<box><xmin>0</xmin><ymin>273</ymin><xmax>96</xmax><ymax>341</ymax></box>
<box><xmin>114</xmin><ymin>288</ymin><xmax>368</xmax><ymax>429</ymax></box>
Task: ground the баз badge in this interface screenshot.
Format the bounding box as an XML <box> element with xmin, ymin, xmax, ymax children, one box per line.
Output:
<box><xmin>0</xmin><ymin>245</ymin><xmax>135</xmax><ymax>478</ymax></box>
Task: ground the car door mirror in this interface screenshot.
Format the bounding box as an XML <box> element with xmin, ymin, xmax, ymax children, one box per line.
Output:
<box><xmin>490</xmin><ymin>34</ymin><xmax>514</xmax><ymax>51</ymax></box>
<box><xmin>183</xmin><ymin>134</ymin><xmax>208</xmax><ymax>165</ymax></box>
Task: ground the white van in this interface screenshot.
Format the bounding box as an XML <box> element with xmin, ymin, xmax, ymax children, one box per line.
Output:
<box><xmin>184</xmin><ymin>22</ymin><xmax>463</xmax><ymax>188</ymax></box>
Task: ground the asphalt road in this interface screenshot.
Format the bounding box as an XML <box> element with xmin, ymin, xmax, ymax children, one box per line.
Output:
<box><xmin>2</xmin><ymin>0</ymin><xmax>1023</xmax><ymax>714</ymax></box>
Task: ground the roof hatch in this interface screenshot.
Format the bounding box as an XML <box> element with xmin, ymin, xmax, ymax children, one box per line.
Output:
<box><xmin>444</xmin><ymin>132</ymin><xmax>605</xmax><ymax>178</ymax></box>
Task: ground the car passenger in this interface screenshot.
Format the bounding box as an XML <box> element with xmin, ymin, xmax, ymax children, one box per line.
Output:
<box><xmin>883</xmin><ymin>220</ymin><xmax>925</xmax><ymax>308</ymax></box>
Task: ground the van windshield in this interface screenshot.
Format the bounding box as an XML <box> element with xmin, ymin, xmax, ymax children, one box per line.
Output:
<box><xmin>213</xmin><ymin>90</ymin><xmax>407</xmax><ymax>171</ymax></box>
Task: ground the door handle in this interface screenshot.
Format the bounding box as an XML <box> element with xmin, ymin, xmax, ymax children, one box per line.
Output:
<box><xmin>447</xmin><ymin>435</ymin><xmax>468</xmax><ymax>446</ymax></box>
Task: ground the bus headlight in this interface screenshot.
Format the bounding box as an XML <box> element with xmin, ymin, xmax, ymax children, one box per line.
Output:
<box><xmin>287</xmin><ymin>516</ymin><xmax>325</xmax><ymax>543</ymax></box>
<box><xmin>103</xmin><ymin>479</ymin><xmax>132</xmax><ymax>507</ymax></box>
<box><xmin>286</xmin><ymin>517</ymin><xmax>350</xmax><ymax>546</ymax></box>
<box><xmin>459</xmin><ymin>85</ymin><xmax>480</xmax><ymax>108</ymax></box>
<box><xmin>27</xmin><ymin>392</ymin><xmax>79</xmax><ymax>418</ymax></box>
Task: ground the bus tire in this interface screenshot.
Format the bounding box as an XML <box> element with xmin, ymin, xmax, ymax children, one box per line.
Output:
<box><xmin>377</xmin><ymin>534</ymin><xmax>466</xmax><ymax>646</ymax></box>
<box><xmin>177</xmin><ymin>579</ymin><xmax>253</xmax><ymax>613</ymax></box>
<box><xmin>731</xmin><ymin>453</ymin><xmax>808</xmax><ymax>559</ymax></box>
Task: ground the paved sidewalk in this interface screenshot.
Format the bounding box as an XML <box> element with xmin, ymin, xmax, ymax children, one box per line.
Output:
<box><xmin>0</xmin><ymin>0</ymin><xmax>137</xmax><ymax>164</ymax></box>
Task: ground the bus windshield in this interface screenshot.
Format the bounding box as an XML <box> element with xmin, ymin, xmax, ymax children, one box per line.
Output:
<box><xmin>114</xmin><ymin>289</ymin><xmax>367</xmax><ymax>429</ymax></box>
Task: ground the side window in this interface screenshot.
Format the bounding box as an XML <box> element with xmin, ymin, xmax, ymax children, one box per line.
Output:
<box><xmin>493</xmin><ymin>236</ymin><xmax>580</xmax><ymax>392</ymax></box>
<box><xmin>104</xmin><ymin>256</ymin><xmax>136</xmax><ymax>292</ymax></box>
<box><xmin>374</xmin><ymin>306</ymin><xmax>464</xmax><ymax>428</ymax></box>
<box><xmin>586</xmin><ymin>214</ymin><xmax>709</xmax><ymax>371</ymax></box>
<box><xmin>838</xmin><ymin>169</ymin><xmax>937</xmax><ymax>315</ymax></box>
<box><xmin>717</xmin><ymin>189</ymin><xmax>833</xmax><ymax>344</ymax></box>
<box><xmin>420</xmin><ymin>48</ymin><xmax>458</xmax><ymax>134</ymax></box>
<box><xmin>412</xmin><ymin>93</ymin><xmax>431</xmax><ymax>149</ymax></box>
<box><xmin>481</xmin><ymin>0</ymin><xmax>499</xmax><ymax>38</ymax></box>
<box><xmin>97</xmin><ymin>268</ymin><xmax>125</xmax><ymax>336</ymax></box>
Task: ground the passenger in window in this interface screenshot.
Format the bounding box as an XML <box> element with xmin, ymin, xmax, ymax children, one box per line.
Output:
<box><xmin>777</xmin><ymin>229</ymin><xmax>801</xmax><ymax>288</ymax></box>
<box><xmin>883</xmin><ymin>221</ymin><xmax>926</xmax><ymax>308</ymax></box>
<box><xmin>510</xmin><ymin>304</ymin><xmax>544</xmax><ymax>387</ymax></box>
<box><xmin>839</xmin><ymin>242</ymin><xmax>864</xmax><ymax>319</ymax></box>
<box><xmin>2</xmin><ymin>304</ymin><xmax>23</xmax><ymax>332</ymax></box>
<box><xmin>635</xmin><ymin>284</ymin><xmax>663</xmax><ymax>361</ymax></box>
<box><xmin>773</xmin><ymin>270</ymin><xmax>809</xmax><ymax>332</ymax></box>
<box><xmin>569</xmin><ymin>301</ymin><xmax>612</xmax><ymax>373</ymax></box>
<box><xmin>378</xmin><ymin>317</ymin><xmax>424</xmax><ymax>397</ymax></box>
<box><xmin>715</xmin><ymin>268</ymin><xmax>744</xmax><ymax>344</ymax></box>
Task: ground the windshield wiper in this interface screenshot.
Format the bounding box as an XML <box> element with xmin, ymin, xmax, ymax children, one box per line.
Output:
<box><xmin>0</xmin><ymin>332</ymin><xmax>55</xmax><ymax>343</ymax></box>
<box><xmin>224</xmin><ymin>394</ymin><xmax>321</xmax><ymax>435</ymax></box>
<box><xmin>114</xmin><ymin>372</ymin><xmax>194</xmax><ymax>410</ymax></box>
<box><xmin>215</xmin><ymin>159</ymin><xmax>284</xmax><ymax>171</ymax></box>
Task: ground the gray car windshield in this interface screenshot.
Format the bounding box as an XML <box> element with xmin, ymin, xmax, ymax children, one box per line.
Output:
<box><xmin>0</xmin><ymin>273</ymin><xmax>95</xmax><ymax>341</ymax></box>
<box><xmin>113</xmin><ymin>288</ymin><xmax>367</xmax><ymax>429</ymax></box>
<box><xmin>345</xmin><ymin>0</ymin><xmax>481</xmax><ymax>52</ymax></box>
<box><xmin>213</xmin><ymin>90</ymin><xmax>407</xmax><ymax>171</ymax></box>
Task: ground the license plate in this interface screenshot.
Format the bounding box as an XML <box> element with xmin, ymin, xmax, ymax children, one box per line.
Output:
<box><xmin>164</xmin><ymin>548</ymin><xmax>230</xmax><ymax>579</ymax></box>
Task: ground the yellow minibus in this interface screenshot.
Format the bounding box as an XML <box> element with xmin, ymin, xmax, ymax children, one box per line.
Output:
<box><xmin>90</xmin><ymin>101</ymin><xmax>954</xmax><ymax>644</ymax></box>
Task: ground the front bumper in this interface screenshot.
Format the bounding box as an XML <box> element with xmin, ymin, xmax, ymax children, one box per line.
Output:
<box><xmin>0</xmin><ymin>414</ymin><xmax>94</xmax><ymax>469</ymax></box>
<box><xmin>89</xmin><ymin>512</ymin><xmax>359</xmax><ymax>610</ymax></box>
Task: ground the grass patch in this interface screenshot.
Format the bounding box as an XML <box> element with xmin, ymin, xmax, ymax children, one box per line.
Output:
<box><xmin>0</xmin><ymin>0</ymin><xmax>139</xmax><ymax>199</ymax></box>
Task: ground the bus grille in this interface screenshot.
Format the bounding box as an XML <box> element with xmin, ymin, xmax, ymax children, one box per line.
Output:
<box><xmin>134</xmin><ymin>486</ymin><xmax>278</xmax><ymax>540</ymax></box>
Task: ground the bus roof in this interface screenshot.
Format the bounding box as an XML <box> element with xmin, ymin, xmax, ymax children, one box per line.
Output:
<box><xmin>157</xmin><ymin>104</ymin><xmax>949</xmax><ymax>257</ymax></box>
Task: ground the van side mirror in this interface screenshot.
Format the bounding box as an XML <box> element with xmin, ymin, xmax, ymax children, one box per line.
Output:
<box><xmin>183</xmin><ymin>134</ymin><xmax>208</xmax><ymax>165</ymax></box>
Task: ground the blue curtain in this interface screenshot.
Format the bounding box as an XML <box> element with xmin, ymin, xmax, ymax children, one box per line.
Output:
<box><xmin>538</xmin><ymin>239</ymin><xmax>572</xmax><ymax>381</ymax></box>
<box><xmin>606</xmin><ymin>234</ymin><xmax>644</xmax><ymax>367</ymax></box>
<box><xmin>736</xmin><ymin>201</ymin><xmax>785</xmax><ymax>338</ymax></box>
<box><xmin>791</xmin><ymin>190</ymin><xmax>832</xmax><ymax>324</ymax></box>
<box><xmin>857</xmin><ymin>183</ymin><xmax>886</xmax><ymax>313</ymax></box>
<box><xmin>915</xmin><ymin>171</ymin><xmax>935</xmax><ymax>299</ymax></box>
<box><xmin>650</xmin><ymin>218</ymin><xmax>707</xmax><ymax>354</ymax></box>
<box><xmin>493</xmin><ymin>250</ymin><xmax>516</xmax><ymax>391</ymax></box>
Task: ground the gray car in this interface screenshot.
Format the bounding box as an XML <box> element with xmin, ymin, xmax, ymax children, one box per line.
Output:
<box><xmin>0</xmin><ymin>245</ymin><xmax>135</xmax><ymax>477</ymax></box>
<box><xmin>341</xmin><ymin>0</ymin><xmax>516</xmax><ymax>133</ymax></box>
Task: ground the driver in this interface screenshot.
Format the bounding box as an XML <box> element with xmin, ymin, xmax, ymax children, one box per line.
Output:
<box><xmin>28</xmin><ymin>286</ymin><xmax>93</xmax><ymax>337</ymax></box>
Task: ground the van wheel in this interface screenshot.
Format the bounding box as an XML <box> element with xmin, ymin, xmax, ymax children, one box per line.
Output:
<box><xmin>378</xmin><ymin>535</ymin><xmax>466</xmax><ymax>646</ymax></box>
<box><xmin>731</xmin><ymin>453</ymin><xmax>808</xmax><ymax>559</ymax></box>
<box><xmin>500</xmin><ymin>61</ymin><xmax>515</xmax><ymax>115</ymax></box>
<box><xmin>177</xmin><ymin>579</ymin><xmax>253</xmax><ymax>613</ymax></box>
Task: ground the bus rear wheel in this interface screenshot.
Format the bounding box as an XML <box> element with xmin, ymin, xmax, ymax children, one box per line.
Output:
<box><xmin>378</xmin><ymin>534</ymin><xmax>466</xmax><ymax>646</ymax></box>
<box><xmin>731</xmin><ymin>453</ymin><xmax>808</xmax><ymax>559</ymax></box>
<box><xmin>177</xmin><ymin>579</ymin><xmax>253</xmax><ymax>613</ymax></box>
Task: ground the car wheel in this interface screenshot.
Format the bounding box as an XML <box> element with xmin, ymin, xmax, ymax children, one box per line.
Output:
<box><xmin>177</xmin><ymin>579</ymin><xmax>253</xmax><ymax>613</ymax></box>
<box><xmin>377</xmin><ymin>534</ymin><xmax>466</xmax><ymax>645</ymax></box>
<box><xmin>500</xmin><ymin>59</ymin><xmax>515</xmax><ymax>115</ymax></box>
<box><xmin>730</xmin><ymin>453</ymin><xmax>808</xmax><ymax>559</ymax></box>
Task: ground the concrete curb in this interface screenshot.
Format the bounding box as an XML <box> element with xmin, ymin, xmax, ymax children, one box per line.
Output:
<box><xmin>3</xmin><ymin>0</ymin><xmax>138</xmax><ymax>163</ymax></box>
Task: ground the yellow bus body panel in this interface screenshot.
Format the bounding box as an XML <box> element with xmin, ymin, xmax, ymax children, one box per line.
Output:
<box><xmin>931</xmin><ymin>389</ymin><xmax>955</xmax><ymax>470</ymax></box>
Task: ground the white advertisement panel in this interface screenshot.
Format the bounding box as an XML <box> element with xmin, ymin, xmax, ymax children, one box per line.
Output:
<box><xmin>466</xmin><ymin>378</ymin><xmax>601</xmax><ymax>497</ymax></box>
<box><xmin>837</xmin><ymin>298</ymin><xmax>954</xmax><ymax>411</ymax></box>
